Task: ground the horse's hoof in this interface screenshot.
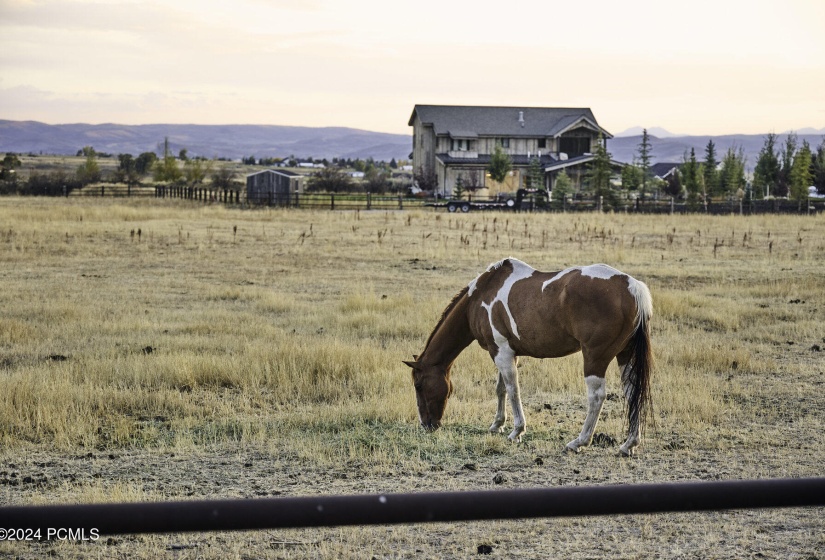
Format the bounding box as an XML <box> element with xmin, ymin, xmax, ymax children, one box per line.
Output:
<box><xmin>619</xmin><ymin>447</ymin><xmax>634</xmax><ymax>457</ymax></box>
<box><xmin>507</xmin><ymin>430</ymin><xmax>523</xmax><ymax>442</ymax></box>
<box><xmin>564</xmin><ymin>444</ymin><xmax>580</xmax><ymax>454</ymax></box>
<box><xmin>489</xmin><ymin>425</ymin><xmax>504</xmax><ymax>434</ymax></box>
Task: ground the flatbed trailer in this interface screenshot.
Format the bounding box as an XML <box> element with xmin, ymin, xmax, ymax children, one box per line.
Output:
<box><xmin>427</xmin><ymin>198</ymin><xmax>517</xmax><ymax>213</ymax></box>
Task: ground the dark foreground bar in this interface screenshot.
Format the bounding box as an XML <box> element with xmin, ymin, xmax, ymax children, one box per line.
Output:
<box><xmin>3</xmin><ymin>478</ymin><xmax>824</xmax><ymax>537</ymax></box>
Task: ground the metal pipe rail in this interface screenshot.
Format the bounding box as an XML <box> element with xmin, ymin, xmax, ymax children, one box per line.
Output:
<box><xmin>3</xmin><ymin>477</ymin><xmax>823</xmax><ymax>537</ymax></box>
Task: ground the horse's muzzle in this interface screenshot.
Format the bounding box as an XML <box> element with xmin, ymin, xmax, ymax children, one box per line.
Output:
<box><xmin>421</xmin><ymin>421</ymin><xmax>441</xmax><ymax>432</ymax></box>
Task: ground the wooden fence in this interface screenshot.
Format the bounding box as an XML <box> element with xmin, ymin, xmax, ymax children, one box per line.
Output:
<box><xmin>64</xmin><ymin>184</ymin><xmax>825</xmax><ymax>214</ymax></box>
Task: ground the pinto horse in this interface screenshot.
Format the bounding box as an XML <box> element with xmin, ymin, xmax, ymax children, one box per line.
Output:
<box><xmin>404</xmin><ymin>258</ymin><xmax>653</xmax><ymax>456</ymax></box>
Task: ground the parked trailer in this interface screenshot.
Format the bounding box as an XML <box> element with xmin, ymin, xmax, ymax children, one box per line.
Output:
<box><xmin>429</xmin><ymin>198</ymin><xmax>517</xmax><ymax>213</ymax></box>
<box><xmin>429</xmin><ymin>189</ymin><xmax>542</xmax><ymax>212</ymax></box>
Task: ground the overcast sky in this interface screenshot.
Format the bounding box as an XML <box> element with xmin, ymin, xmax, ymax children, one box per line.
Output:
<box><xmin>1</xmin><ymin>0</ymin><xmax>823</xmax><ymax>136</ymax></box>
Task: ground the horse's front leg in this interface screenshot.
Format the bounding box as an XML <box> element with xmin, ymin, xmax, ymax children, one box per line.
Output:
<box><xmin>493</xmin><ymin>348</ymin><xmax>525</xmax><ymax>442</ymax></box>
<box><xmin>488</xmin><ymin>371</ymin><xmax>506</xmax><ymax>434</ymax></box>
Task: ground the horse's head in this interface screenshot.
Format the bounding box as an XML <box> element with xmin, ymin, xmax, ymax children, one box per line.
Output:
<box><xmin>403</xmin><ymin>357</ymin><xmax>454</xmax><ymax>431</ymax></box>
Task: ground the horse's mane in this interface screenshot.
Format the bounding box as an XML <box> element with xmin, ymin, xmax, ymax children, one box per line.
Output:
<box><xmin>421</xmin><ymin>285</ymin><xmax>469</xmax><ymax>355</ymax></box>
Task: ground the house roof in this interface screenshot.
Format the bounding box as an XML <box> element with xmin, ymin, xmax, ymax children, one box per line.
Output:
<box><xmin>410</xmin><ymin>105</ymin><xmax>612</xmax><ymax>139</ymax></box>
<box><xmin>436</xmin><ymin>153</ymin><xmax>558</xmax><ymax>166</ymax></box>
<box><xmin>544</xmin><ymin>155</ymin><xmax>625</xmax><ymax>172</ymax></box>
<box><xmin>650</xmin><ymin>162</ymin><xmax>681</xmax><ymax>179</ymax></box>
<box><xmin>246</xmin><ymin>169</ymin><xmax>301</xmax><ymax>178</ymax></box>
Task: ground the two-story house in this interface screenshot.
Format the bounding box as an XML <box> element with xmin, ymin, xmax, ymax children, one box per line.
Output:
<box><xmin>409</xmin><ymin>104</ymin><xmax>613</xmax><ymax>197</ymax></box>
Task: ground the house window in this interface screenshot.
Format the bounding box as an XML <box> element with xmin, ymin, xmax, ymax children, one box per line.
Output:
<box><xmin>538</xmin><ymin>138</ymin><xmax>546</xmax><ymax>149</ymax></box>
<box><xmin>559</xmin><ymin>137</ymin><xmax>590</xmax><ymax>157</ymax></box>
<box><xmin>451</xmin><ymin>138</ymin><xmax>470</xmax><ymax>151</ymax></box>
<box><xmin>496</xmin><ymin>138</ymin><xmax>510</xmax><ymax>148</ymax></box>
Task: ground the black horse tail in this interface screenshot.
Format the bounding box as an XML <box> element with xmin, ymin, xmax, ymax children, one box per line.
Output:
<box><xmin>623</xmin><ymin>278</ymin><xmax>654</xmax><ymax>439</ymax></box>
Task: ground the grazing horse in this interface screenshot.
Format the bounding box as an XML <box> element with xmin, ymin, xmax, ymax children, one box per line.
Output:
<box><xmin>404</xmin><ymin>257</ymin><xmax>653</xmax><ymax>456</ymax></box>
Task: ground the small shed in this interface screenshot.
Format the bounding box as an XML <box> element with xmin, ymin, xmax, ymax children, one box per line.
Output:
<box><xmin>246</xmin><ymin>169</ymin><xmax>302</xmax><ymax>205</ymax></box>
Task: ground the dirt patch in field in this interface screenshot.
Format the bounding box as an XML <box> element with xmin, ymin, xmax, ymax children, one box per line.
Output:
<box><xmin>2</xmin><ymin>410</ymin><xmax>824</xmax><ymax>560</ymax></box>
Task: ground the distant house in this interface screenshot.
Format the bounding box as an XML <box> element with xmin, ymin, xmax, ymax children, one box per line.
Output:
<box><xmin>650</xmin><ymin>163</ymin><xmax>681</xmax><ymax>181</ymax></box>
<box><xmin>409</xmin><ymin>104</ymin><xmax>617</xmax><ymax>196</ymax></box>
<box><xmin>246</xmin><ymin>169</ymin><xmax>302</xmax><ymax>204</ymax></box>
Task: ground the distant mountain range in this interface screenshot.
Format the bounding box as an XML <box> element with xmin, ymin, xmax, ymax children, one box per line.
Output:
<box><xmin>1</xmin><ymin>120</ymin><xmax>823</xmax><ymax>167</ymax></box>
<box><xmin>608</xmin><ymin>131</ymin><xmax>825</xmax><ymax>168</ymax></box>
<box><xmin>0</xmin><ymin>120</ymin><xmax>413</xmax><ymax>161</ymax></box>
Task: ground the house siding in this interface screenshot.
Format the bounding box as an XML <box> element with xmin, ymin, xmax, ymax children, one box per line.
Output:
<box><xmin>409</xmin><ymin>105</ymin><xmax>610</xmax><ymax>196</ymax></box>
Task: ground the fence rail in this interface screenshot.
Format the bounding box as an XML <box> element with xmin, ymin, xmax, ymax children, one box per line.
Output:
<box><xmin>2</xmin><ymin>477</ymin><xmax>823</xmax><ymax>538</ymax></box>
<box><xmin>56</xmin><ymin>184</ymin><xmax>825</xmax><ymax>214</ymax></box>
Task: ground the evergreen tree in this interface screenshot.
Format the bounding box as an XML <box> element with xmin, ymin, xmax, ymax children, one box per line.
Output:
<box><xmin>682</xmin><ymin>148</ymin><xmax>701</xmax><ymax>209</ymax></box>
<box><xmin>777</xmin><ymin>132</ymin><xmax>797</xmax><ymax>197</ymax></box>
<box><xmin>527</xmin><ymin>155</ymin><xmax>544</xmax><ymax>190</ymax></box>
<box><xmin>753</xmin><ymin>133</ymin><xmax>780</xmax><ymax>198</ymax></box>
<box><xmin>487</xmin><ymin>144</ymin><xmax>513</xmax><ymax>184</ymax></box>
<box><xmin>452</xmin><ymin>174</ymin><xmax>466</xmax><ymax>200</ymax></box>
<box><xmin>812</xmin><ymin>139</ymin><xmax>825</xmax><ymax>195</ymax></box>
<box><xmin>790</xmin><ymin>140</ymin><xmax>813</xmax><ymax>205</ymax></box>
<box><xmin>719</xmin><ymin>146</ymin><xmax>746</xmax><ymax>196</ymax></box>
<box><xmin>552</xmin><ymin>170</ymin><xmax>574</xmax><ymax>204</ymax></box>
<box><xmin>636</xmin><ymin>129</ymin><xmax>653</xmax><ymax>199</ymax></box>
<box><xmin>703</xmin><ymin>139</ymin><xmax>720</xmax><ymax>196</ymax></box>
<box><xmin>621</xmin><ymin>163</ymin><xmax>642</xmax><ymax>192</ymax></box>
<box><xmin>587</xmin><ymin>133</ymin><xmax>614</xmax><ymax>207</ymax></box>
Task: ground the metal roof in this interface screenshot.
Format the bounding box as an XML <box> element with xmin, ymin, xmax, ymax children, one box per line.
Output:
<box><xmin>410</xmin><ymin>105</ymin><xmax>612</xmax><ymax>139</ymax></box>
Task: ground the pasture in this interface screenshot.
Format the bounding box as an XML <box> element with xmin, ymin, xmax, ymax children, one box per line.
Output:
<box><xmin>1</xmin><ymin>197</ymin><xmax>823</xmax><ymax>559</ymax></box>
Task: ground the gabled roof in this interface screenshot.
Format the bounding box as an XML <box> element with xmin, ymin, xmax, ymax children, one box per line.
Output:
<box><xmin>409</xmin><ymin>105</ymin><xmax>612</xmax><ymax>139</ymax></box>
<box><xmin>650</xmin><ymin>162</ymin><xmax>681</xmax><ymax>179</ymax></box>
<box><xmin>246</xmin><ymin>169</ymin><xmax>301</xmax><ymax>178</ymax></box>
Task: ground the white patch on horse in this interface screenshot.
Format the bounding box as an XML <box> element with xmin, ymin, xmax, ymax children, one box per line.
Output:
<box><xmin>542</xmin><ymin>267</ymin><xmax>578</xmax><ymax>291</ymax></box>
<box><xmin>480</xmin><ymin>258</ymin><xmax>535</xmax><ymax>341</ymax></box>
<box><xmin>468</xmin><ymin>258</ymin><xmax>509</xmax><ymax>296</ymax></box>
<box><xmin>542</xmin><ymin>264</ymin><xmax>623</xmax><ymax>291</ymax></box>
<box><xmin>581</xmin><ymin>263</ymin><xmax>622</xmax><ymax>280</ymax></box>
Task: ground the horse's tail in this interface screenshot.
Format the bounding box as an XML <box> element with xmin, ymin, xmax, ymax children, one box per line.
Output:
<box><xmin>623</xmin><ymin>278</ymin><xmax>654</xmax><ymax>439</ymax></box>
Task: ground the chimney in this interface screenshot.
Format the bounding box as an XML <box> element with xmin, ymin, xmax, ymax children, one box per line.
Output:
<box><xmin>518</xmin><ymin>111</ymin><xmax>525</xmax><ymax>127</ymax></box>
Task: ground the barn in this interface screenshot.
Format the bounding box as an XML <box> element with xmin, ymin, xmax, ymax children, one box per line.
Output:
<box><xmin>246</xmin><ymin>169</ymin><xmax>302</xmax><ymax>205</ymax></box>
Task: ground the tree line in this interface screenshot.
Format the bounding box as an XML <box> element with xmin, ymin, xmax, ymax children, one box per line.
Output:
<box><xmin>0</xmin><ymin>139</ymin><xmax>241</xmax><ymax>196</ymax></box>
<box><xmin>611</xmin><ymin>129</ymin><xmax>824</xmax><ymax>209</ymax></box>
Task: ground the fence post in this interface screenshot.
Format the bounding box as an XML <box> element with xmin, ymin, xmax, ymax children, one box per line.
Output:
<box><xmin>101</xmin><ymin>186</ymin><xmax>105</xmax><ymax>197</ymax></box>
<box><xmin>398</xmin><ymin>194</ymin><xmax>403</xmax><ymax>210</ymax></box>
<box><xmin>331</xmin><ymin>194</ymin><xmax>335</xmax><ymax>210</ymax></box>
<box><xmin>670</xmin><ymin>197</ymin><xmax>674</xmax><ymax>215</ymax></box>
<box><xmin>367</xmin><ymin>192</ymin><xmax>372</xmax><ymax>210</ymax></box>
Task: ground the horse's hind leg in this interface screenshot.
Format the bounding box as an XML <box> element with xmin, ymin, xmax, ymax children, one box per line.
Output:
<box><xmin>566</xmin><ymin>353</ymin><xmax>609</xmax><ymax>453</ymax></box>
<box><xmin>489</xmin><ymin>371</ymin><xmax>507</xmax><ymax>434</ymax></box>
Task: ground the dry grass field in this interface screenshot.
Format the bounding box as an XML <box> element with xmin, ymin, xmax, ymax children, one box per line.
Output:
<box><xmin>1</xmin><ymin>197</ymin><xmax>824</xmax><ymax>559</ymax></box>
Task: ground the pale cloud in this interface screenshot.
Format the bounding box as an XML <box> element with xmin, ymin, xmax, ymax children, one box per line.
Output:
<box><xmin>0</xmin><ymin>0</ymin><xmax>823</xmax><ymax>134</ymax></box>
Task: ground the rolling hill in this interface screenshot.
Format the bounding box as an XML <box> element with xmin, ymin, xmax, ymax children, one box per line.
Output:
<box><xmin>0</xmin><ymin>121</ymin><xmax>413</xmax><ymax>162</ymax></box>
<box><xmin>1</xmin><ymin>120</ymin><xmax>822</xmax><ymax>167</ymax></box>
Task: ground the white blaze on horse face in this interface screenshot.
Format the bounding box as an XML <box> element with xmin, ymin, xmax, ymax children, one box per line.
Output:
<box><xmin>479</xmin><ymin>259</ymin><xmax>535</xmax><ymax>342</ymax></box>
